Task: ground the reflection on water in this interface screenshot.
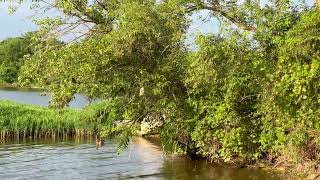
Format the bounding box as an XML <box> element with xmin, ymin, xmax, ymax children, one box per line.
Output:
<box><xmin>0</xmin><ymin>137</ymin><xmax>281</xmax><ymax>180</ymax></box>
<box><xmin>0</xmin><ymin>87</ymin><xmax>91</xmax><ymax>108</ymax></box>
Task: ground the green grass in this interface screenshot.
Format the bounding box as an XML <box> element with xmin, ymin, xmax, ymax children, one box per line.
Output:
<box><xmin>0</xmin><ymin>100</ymin><xmax>97</xmax><ymax>140</ymax></box>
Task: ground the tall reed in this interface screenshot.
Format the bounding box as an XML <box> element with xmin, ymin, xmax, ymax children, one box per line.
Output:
<box><xmin>0</xmin><ymin>100</ymin><xmax>98</xmax><ymax>141</ymax></box>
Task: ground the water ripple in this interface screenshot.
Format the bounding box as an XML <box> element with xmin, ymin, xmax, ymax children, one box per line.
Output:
<box><xmin>0</xmin><ymin>138</ymin><xmax>281</xmax><ymax>180</ymax></box>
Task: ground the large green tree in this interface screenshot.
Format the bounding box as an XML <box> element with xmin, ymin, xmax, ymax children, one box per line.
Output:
<box><xmin>17</xmin><ymin>1</ymin><xmax>190</xmax><ymax>150</ymax></box>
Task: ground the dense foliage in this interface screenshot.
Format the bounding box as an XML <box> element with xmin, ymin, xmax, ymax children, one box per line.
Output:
<box><xmin>0</xmin><ymin>34</ymin><xmax>33</xmax><ymax>84</ymax></box>
<box><xmin>259</xmin><ymin>10</ymin><xmax>320</xmax><ymax>162</ymax></box>
<box><xmin>2</xmin><ymin>0</ymin><xmax>320</xmax><ymax>172</ymax></box>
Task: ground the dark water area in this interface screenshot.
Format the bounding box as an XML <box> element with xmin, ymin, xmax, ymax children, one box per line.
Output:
<box><xmin>0</xmin><ymin>87</ymin><xmax>91</xmax><ymax>108</ymax></box>
<box><xmin>0</xmin><ymin>137</ymin><xmax>281</xmax><ymax>180</ymax></box>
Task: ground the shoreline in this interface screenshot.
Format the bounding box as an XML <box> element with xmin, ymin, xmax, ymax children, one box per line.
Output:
<box><xmin>141</xmin><ymin>134</ymin><xmax>319</xmax><ymax>179</ymax></box>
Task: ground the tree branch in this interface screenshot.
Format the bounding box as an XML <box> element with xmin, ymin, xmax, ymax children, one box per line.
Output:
<box><xmin>186</xmin><ymin>2</ymin><xmax>258</xmax><ymax>33</ymax></box>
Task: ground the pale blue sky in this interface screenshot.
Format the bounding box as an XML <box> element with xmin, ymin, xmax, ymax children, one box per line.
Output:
<box><xmin>0</xmin><ymin>2</ymin><xmax>219</xmax><ymax>42</ymax></box>
<box><xmin>0</xmin><ymin>2</ymin><xmax>37</xmax><ymax>40</ymax></box>
<box><xmin>0</xmin><ymin>0</ymin><xmax>315</xmax><ymax>41</ymax></box>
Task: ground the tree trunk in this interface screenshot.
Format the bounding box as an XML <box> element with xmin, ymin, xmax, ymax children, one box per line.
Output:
<box><xmin>317</xmin><ymin>0</ymin><xmax>320</xmax><ymax>8</ymax></box>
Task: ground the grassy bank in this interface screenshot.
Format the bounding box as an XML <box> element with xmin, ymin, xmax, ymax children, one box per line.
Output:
<box><xmin>0</xmin><ymin>100</ymin><xmax>98</xmax><ymax>140</ymax></box>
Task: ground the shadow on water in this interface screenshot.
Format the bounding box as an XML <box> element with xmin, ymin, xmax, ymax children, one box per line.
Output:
<box><xmin>161</xmin><ymin>159</ymin><xmax>280</xmax><ymax>180</ymax></box>
<box><xmin>142</xmin><ymin>137</ymin><xmax>281</xmax><ymax>180</ymax></box>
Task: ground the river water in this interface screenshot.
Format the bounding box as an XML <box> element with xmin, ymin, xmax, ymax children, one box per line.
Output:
<box><xmin>0</xmin><ymin>87</ymin><xmax>90</xmax><ymax>108</ymax></box>
<box><xmin>0</xmin><ymin>87</ymin><xmax>281</xmax><ymax>179</ymax></box>
<box><xmin>0</xmin><ymin>137</ymin><xmax>280</xmax><ymax>180</ymax></box>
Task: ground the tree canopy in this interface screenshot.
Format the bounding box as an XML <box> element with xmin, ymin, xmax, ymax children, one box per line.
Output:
<box><xmin>0</xmin><ymin>33</ymin><xmax>33</xmax><ymax>84</ymax></box>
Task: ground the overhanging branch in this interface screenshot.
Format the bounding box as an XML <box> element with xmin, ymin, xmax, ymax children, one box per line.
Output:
<box><xmin>186</xmin><ymin>3</ymin><xmax>258</xmax><ymax>33</ymax></box>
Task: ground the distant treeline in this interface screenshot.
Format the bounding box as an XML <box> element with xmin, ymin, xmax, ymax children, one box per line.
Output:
<box><xmin>0</xmin><ymin>32</ymin><xmax>62</xmax><ymax>86</ymax></box>
<box><xmin>0</xmin><ymin>33</ymin><xmax>33</xmax><ymax>84</ymax></box>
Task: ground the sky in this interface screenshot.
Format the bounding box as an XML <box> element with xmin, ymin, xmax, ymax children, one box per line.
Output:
<box><xmin>0</xmin><ymin>2</ymin><xmax>37</xmax><ymax>40</ymax></box>
<box><xmin>0</xmin><ymin>0</ymin><xmax>315</xmax><ymax>41</ymax></box>
<box><xmin>0</xmin><ymin>2</ymin><xmax>219</xmax><ymax>42</ymax></box>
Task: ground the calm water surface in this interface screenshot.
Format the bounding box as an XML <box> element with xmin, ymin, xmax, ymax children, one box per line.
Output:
<box><xmin>0</xmin><ymin>87</ymin><xmax>91</xmax><ymax>108</ymax></box>
<box><xmin>0</xmin><ymin>137</ymin><xmax>280</xmax><ymax>180</ymax></box>
<box><xmin>0</xmin><ymin>88</ymin><xmax>281</xmax><ymax>179</ymax></box>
